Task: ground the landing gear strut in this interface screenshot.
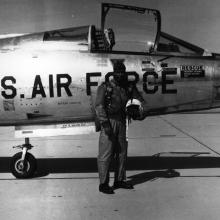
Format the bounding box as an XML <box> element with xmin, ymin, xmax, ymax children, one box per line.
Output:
<box><xmin>10</xmin><ymin>138</ymin><xmax>37</xmax><ymax>178</ymax></box>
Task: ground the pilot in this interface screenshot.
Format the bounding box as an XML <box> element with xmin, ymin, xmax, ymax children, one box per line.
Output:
<box><xmin>95</xmin><ymin>62</ymin><xmax>145</xmax><ymax>194</ymax></box>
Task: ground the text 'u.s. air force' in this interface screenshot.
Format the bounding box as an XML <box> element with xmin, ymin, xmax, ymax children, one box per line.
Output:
<box><xmin>0</xmin><ymin>68</ymin><xmax>203</xmax><ymax>99</ymax></box>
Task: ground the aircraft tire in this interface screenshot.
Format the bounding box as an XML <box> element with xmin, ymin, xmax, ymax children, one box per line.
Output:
<box><xmin>10</xmin><ymin>152</ymin><xmax>37</xmax><ymax>179</ymax></box>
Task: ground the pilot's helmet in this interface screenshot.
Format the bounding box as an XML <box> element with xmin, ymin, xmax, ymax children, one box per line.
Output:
<box><xmin>126</xmin><ymin>99</ymin><xmax>143</xmax><ymax>120</ymax></box>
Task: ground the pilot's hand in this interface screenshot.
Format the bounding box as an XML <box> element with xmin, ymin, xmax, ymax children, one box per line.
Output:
<box><xmin>101</xmin><ymin>121</ymin><xmax>112</xmax><ymax>136</ymax></box>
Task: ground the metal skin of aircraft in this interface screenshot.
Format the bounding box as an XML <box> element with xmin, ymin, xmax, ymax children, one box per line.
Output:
<box><xmin>1</xmin><ymin>3</ymin><xmax>220</xmax><ymax>178</ymax></box>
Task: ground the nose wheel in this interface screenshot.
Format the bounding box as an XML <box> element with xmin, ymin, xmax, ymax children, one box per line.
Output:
<box><xmin>10</xmin><ymin>138</ymin><xmax>37</xmax><ymax>178</ymax></box>
<box><xmin>10</xmin><ymin>152</ymin><xmax>37</xmax><ymax>178</ymax></box>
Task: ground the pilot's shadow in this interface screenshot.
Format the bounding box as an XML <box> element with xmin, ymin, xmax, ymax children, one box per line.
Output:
<box><xmin>127</xmin><ymin>169</ymin><xmax>180</xmax><ymax>186</ymax></box>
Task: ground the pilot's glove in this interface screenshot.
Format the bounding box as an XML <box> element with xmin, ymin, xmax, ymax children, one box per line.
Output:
<box><xmin>101</xmin><ymin>121</ymin><xmax>112</xmax><ymax>136</ymax></box>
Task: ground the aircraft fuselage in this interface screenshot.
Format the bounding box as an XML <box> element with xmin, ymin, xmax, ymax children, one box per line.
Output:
<box><xmin>0</xmin><ymin>48</ymin><xmax>219</xmax><ymax>126</ymax></box>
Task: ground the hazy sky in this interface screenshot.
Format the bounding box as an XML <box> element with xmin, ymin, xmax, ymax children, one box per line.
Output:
<box><xmin>0</xmin><ymin>0</ymin><xmax>220</xmax><ymax>52</ymax></box>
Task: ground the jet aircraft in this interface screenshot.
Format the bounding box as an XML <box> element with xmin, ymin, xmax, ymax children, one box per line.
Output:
<box><xmin>1</xmin><ymin>3</ymin><xmax>220</xmax><ymax>178</ymax></box>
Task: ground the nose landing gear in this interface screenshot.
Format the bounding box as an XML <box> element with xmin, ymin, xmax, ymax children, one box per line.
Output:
<box><xmin>10</xmin><ymin>138</ymin><xmax>37</xmax><ymax>178</ymax></box>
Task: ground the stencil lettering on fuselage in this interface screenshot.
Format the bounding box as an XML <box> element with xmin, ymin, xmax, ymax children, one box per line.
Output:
<box><xmin>0</xmin><ymin>66</ymin><xmax>206</xmax><ymax>100</ymax></box>
<box><xmin>0</xmin><ymin>74</ymin><xmax>73</xmax><ymax>100</ymax></box>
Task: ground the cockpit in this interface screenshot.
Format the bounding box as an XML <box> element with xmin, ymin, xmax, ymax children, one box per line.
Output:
<box><xmin>2</xmin><ymin>3</ymin><xmax>205</xmax><ymax>56</ymax></box>
<box><xmin>43</xmin><ymin>3</ymin><xmax>160</xmax><ymax>53</ymax></box>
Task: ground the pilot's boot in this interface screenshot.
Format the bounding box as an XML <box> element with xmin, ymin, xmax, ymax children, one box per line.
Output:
<box><xmin>98</xmin><ymin>161</ymin><xmax>114</xmax><ymax>194</ymax></box>
<box><xmin>113</xmin><ymin>181</ymin><xmax>133</xmax><ymax>189</ymax></box>
<box><xmin>99</xmin><ymin>183</ymin><xmax>114</xmax><ymax>194</ymax></box>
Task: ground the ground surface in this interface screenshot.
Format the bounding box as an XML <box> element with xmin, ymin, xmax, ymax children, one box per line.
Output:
<box><xmin>1</xmin><ymin>111</ymin><xmax>220</xmax><ymax>220</ymax></box>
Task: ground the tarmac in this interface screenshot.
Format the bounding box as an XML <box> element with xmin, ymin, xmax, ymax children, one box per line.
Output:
<box><xmin>1</xmin><ymin>110</ymin><xmax>220</xmax><ymax>219</ymax></box>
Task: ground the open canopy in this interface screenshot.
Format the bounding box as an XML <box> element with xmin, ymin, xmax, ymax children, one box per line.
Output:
<box><xmin>101</xmin><ymin>3</ymin><xmax>161</xmax><ymax>53</ymax></box>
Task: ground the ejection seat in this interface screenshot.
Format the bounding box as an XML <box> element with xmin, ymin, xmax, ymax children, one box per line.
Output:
<box><xmin>90</xmin><ymin>25</ymin><xmax>115</xmax><ymax>51</ymax></box>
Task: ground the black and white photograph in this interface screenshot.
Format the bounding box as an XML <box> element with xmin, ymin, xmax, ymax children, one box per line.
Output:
<box><xmin>0</xmin><ymin>0</ymin><xmax>220</xmax><ymax>219</ymax></box>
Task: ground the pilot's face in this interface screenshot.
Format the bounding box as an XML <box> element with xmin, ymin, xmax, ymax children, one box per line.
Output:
<box><xmin>113</xmin><ymin>71</ymin><xmax>127</xmax><ymax>85</ymax></box>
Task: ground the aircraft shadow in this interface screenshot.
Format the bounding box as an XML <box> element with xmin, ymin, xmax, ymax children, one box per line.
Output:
<box><xmin>1</xmin><ymin>156</ymin><xmax>220</xmax><ymax>179</ymax></box>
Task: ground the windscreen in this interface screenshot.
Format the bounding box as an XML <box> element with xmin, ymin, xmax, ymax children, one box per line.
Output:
<box><xmin>103</xmin><ymin>5</ymin><xmax>159</xmax><ymax>52</ymax></box>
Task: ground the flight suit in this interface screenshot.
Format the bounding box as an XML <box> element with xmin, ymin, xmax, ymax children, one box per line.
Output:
<box><xmin>95</xmin><ymin>79</ymin><xmax>143</xmax><ymax>185</ymax></box>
